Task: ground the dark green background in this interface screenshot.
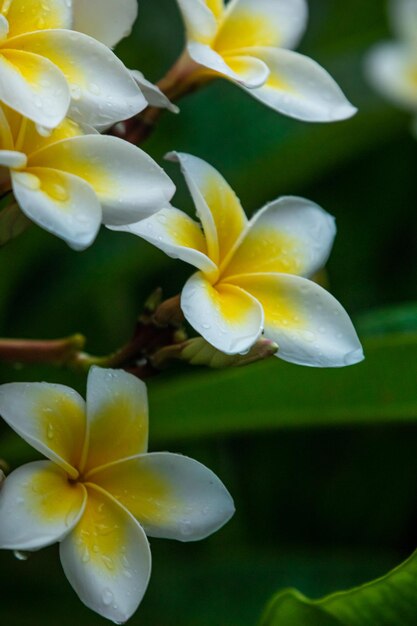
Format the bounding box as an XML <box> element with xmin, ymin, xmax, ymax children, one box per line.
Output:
<box><xmin>1</xmin><ymin>1</ymin><xmax>417</xmax><ymax>624</ymax></box>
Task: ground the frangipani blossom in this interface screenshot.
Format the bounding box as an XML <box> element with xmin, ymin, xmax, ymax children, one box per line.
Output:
<box><xmin>0</xmin><ymin>0</ymin><xmax>145</xmax><ymax>128</ymax></box>
<box><xmin>0</xmin><ymin>105</ymin><xmax>175</xmax><ymax>249</ymax></box>
<box><xmin>0</xmin><ymin>367</ymin><xmax>234</xmax><ymax>623</ymax></box>
<box><xmin>114</xmin><ymin>153</ymin><xmax>364</xmax><ymax>368</ymax></box>
<box><xmin>367</xmin><ymin>0</ymin><xmax>417</xmax><ymax>129</ymax></box>
<box><xmin>175</xmin><ymin>0</ymin><xmax>356</xmax><ymax>122</ymax></box>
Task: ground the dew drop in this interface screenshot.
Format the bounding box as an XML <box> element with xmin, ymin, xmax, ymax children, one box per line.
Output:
<box><xmin>101</xmin><ymin>588</ymin><xmax>114</xmax><ymax>606</ymax></box>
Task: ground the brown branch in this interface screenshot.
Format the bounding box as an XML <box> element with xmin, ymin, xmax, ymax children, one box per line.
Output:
<box><xmin>0</xmin><ymin>292</ymin><xmax>186</xmax><ymax>379</ymax></box>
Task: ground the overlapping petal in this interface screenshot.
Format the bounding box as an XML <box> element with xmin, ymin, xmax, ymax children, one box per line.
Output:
<box><xmin>188</xmin><ymin>41</ymin><xmax>269</xmax><ymax>88</ymax></box>
<box><xmin>241</xmin><ymin>47</ymin><xmax>357</xmax><ymax>122</ymax></box>
<box><xmin>89</xmin><ymin>452</ymin><xmax>235</xmax><ymax>542</ymax></box>
<box><xmin>28</xmin><ymin>135</ymin><xmax>176</xmax><ymax>225</ymax></box>
<box><xmin>0</xmin><ymin>150</ymin><xmax>26</xmax><ymax>168</ymax></box>
<box><xmin>366</xmin><ymin>43</ymin><xmax>417</xmax><ymax>110</ymax></box>
<box><xmin>60</xmin><ymin>485</ymin><xmax>151</xmax><ymax>624</ymax></box>
<box><xmin>222</xmin><ymin>196</ymin><xmax>336</xmax><ymax>279</ymax></box>
<box><xmin>176</xmin><ymin>0</ymin><xmax>219</xmax><ymax>44</ymax></box>
<box><xmin>131</xmin><ymin>71</ymin><xmax>180</xmax><ymax>114</ymax></box>
<box><xmin>0</xmin><ymin>49</ymin><xmax>70</xmax><ymax>127</ymax></box>
<box><xmin>167</xmin><ymin>152</ymin><xmax>247</xmax><ymax>266</ymax></box>
<box><xmin>233</xmin><ymin>273</ymin><xmax>364</xmax><ymax>367</ymax></box>
<box><xmin>5</xmin><ymin>0</ymin><xmax>72</xmax><ymax>38</ymax></box>
<box><xmin>0</xmin><ymin>461</ymin><xmax>86</xmax><ymax>550</ymax></box>
<box><xmin>82</xmin><ymin>368</ymin><xmax>148</xmax><ymax>474</ymax></box>
<box><xmin>0</xmin><ymin>382</ymin><xmax>85</xmax><ymax>477</ymax></box>
<box><xmin>7</xmin><ymin>30</ymin><xmax>146</xmax><ymax>126</ymax></box>
<box><xmin>11</xmin><ymin>167</ymin><xmax>102</xmax><ymax>251</ymax></box>
<box><xmin>72</xmin><ymin>0</ymin><xmax>138</xmax><ymax>48</ymax></box>
<box><xmin>112</xmin><ymin>207</ymin><xmax>218</xmax><ymax>276</ymax></box>
<box><xmin>215</xmin><ymin>0</ymin><xmax>308</xmax><ymax>53</ymax></box>
<box><xmin>181</xmin><ymin>272</ymin><xmax>264</xmax><ymax>354</ymax></box>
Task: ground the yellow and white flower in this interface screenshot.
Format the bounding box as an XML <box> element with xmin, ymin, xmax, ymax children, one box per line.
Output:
<box><xmin>175</xmin><ymin>0</ymin><xmax>356</xmax><ymax>122</ymax></box>
<box><xmin>115</xmin><ymin>153</ymin><xmax>364</xmax><ymax>367</ymax></box>
<box><xmin>0</xmin><ymin>105</ymin><xmax>175</xmax><ymax>249</ymax></box>
<box><xmin>367</xmin><ymin>0</ymin><xmax>417</xmax><ymax>125</ymax></box>
<box><xmin>0</xmin><ymin>367</ymin><xmax>234</xmax><ymax>623</ymax></box>
<box><xmin>0</xmin><ymin>0</ymin><xmax>145</xmax><ymax>129</ymax></box>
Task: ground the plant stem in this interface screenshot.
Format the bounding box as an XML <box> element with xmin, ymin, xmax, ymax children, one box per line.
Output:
<box><xmin>0</xmin><ymin>293</ymin><xmax>186</xmax><ymax>379</ymax></box>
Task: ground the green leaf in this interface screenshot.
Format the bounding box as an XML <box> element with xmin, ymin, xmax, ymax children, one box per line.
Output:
<box><xmin>149</xmin><ymin>331</ymin><xmax>417</xmax><ymax>443</ymax></box>
<box><xmin>259</xmin><ymin>548</ymin><xmax>417</xmax><ymax>626</ymax></box>
<box><xmin>357</xmin><ymin>302</ymin><xmax>417</xmax><ymax>337</ymax></box>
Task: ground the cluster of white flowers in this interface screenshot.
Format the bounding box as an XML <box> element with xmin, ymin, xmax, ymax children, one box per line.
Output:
<box><xmin>5</xmin><ymin>0</ymin><xmax>408</xmax><ymax>623</ymax></box>
<box><xmin>0</xmin><ymin>0</ymin><xmax>176</xmax><ymax>249</ymax></box>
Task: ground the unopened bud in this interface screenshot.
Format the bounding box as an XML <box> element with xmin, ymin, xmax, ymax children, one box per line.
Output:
<box><xmin>152</xmin><ymin>337</ymin><xmax>278</xmax><ymax>370</ymax></box>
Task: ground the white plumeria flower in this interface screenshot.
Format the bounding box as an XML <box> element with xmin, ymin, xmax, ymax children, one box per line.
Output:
<box><xmin>73</xmin><ymin>0</ymin><xmax>138</xmax><ymax>49</ymax></box>
<box><xmin>367</xmin><ymin>0</ymin><xmax>417</xmax><ymax>128</ymax></box>
<box><xmin>0</xmin><ymin>105</ymin><xmax>175</xmax><ymax>250</ymax></box>
<box><xmin>0</xmin><ymin>0</ymin><xmax>146</xmax><ymax>129</ymax></box>
<box><xmin>114</xmin><ymin>153</ymin><xmax>364</xmax><ymax>367</ymax></box>
<box><xmin>175</xmin><ymin>0</ymin><xmax>356</xmax><ymax>122</ymax></box>
<box><xmin>0</xmin><ymin>367</ymin><xmax>234</xmax><ymax>624</ymax></box>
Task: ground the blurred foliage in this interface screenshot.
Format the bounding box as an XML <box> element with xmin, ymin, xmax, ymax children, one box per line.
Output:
<box><xmin>1</xmin><ymin>0</ymin><xmax>417</xmax><ymax>625</ymax></box>
<box><xmin>261</xmin><ymin>548</ymin><xmax>417</xmax><ymax>626</ymax></box>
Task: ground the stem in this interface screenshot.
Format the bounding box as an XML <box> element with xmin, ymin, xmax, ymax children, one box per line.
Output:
<box><xmin>0</xmin><ymin>334</ymin><xmax>86</xmax><ymax>365</ymax></box>
<box><xmin>0</xmin><ymin>293</ymin><xmax>186</xmax><ymax>379</ymax></box>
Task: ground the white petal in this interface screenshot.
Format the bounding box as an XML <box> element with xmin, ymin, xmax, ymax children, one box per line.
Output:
<box><xmin>0</xmin><ymin>461</ymin><xmax>86</xmax><ymax>550</ymax></box>
<box><xmin>233</xmin><ymin>273</ymin><xmax>364</xmax><ymax>367</ymax></box>
<box><xmin>29</xmin><ymin>135</ymin><xmax>176</xmax><ymax>225</ymax></box>
<box><xmin>0</xmin><ymin>382</ymin><xmax>86</xmax><ymax>476</ymax></box>
<box><xmin>131</xmin><ymin>70</ymin><xmax>180</xmax><ymax>113</ymax></box>
<box><xmin>0</xmin><ymin>49</ymin><xmax>70</xmax><ymax>128</ymax></box>
<box><xmin>390</xmin><ymin>0</ymin><xmax>417</xmax><ymax>43</ymax></box>
<box><xmin>188</xmin><ymin>41</ymin><xmax>269</xmax><ymax>87</ymax></box>
<box><xmin>166</xmin><ymin>151</ymin><xmax>247</xmax><ymax>266</ymax></box>
<box><xmin>82</xmin><ymin>367</ymin><xmax>148</xmax><ymax>475</ymax></box>
<box><xmin>217</xmin><ymin>0</ymin><xmax>308</xmax><ymax>52</ymax></box>
<box><xmin>12</xmin><ymin>168</ymin><xmax>102</xmax><ymax>251</ymax></box>
<box><xmin>181</xmin><ymin>272</ymin><xmax>264</xmax><ymax>355</ymax></box>
<box><xmin>8</xmin><ymin>30</ymin><xmax>146</xmax><ymax>127</ymax></box>
<box><xmin>366</xmin><ymin>42</ymin><xmax>417</xmax><ymax>110</ymax></box>
<box><xmin>242</xmin><ymin>47</ymin><xmax>357</xmax><ymax>122</ymax></box>
<box><xmin>5</xmin><ymin>0</ymin><xmax>72</xmax><ymax>36</ymax></box>
<box><xmin>0</xmin><ymin>150</ymin><xmax>27</xmax><ymax>169</ymax></box>
<box><xmin>90</xmin><ymin>452</ymin><xmax>235</xmax><ymax>542</ymax></box>
<box><xmin>222</xmin><ymin>196</ymin><xmax>336</xmax><ymax>279</ymax></box>
<box><xmin>176</xmin><ymin>0</ymin><xmax>219</xmax><ymax>43</ymax></box>
<box><xmin>60</xmin><ymin>485</ymin><xmax>151</xmax><ymax>624</ymax></box>
<box><xmin>73</xmin><ymin>0</ymin><xmax>138</xmax><ymax>48</ymax></box>
<box><xmin>111</xmin><ymin>208</ymin><xmax>217</xmax><ymax>276</ymax></box>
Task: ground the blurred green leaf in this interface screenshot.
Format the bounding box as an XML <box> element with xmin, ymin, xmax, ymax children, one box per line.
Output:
<box><xmin>148</xmin><ymin>330</ymin><xmax>417</xmax><ymax>443</ymax></box>
<box><xmin>357</xmin><ymin>302</ymin><xmax>417</xmax><ymax>337</ymax></box>
<box><xmin>259</xmin><ymin>548</ymin><xmax>417</xmax><ymax>626</ymax></box>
